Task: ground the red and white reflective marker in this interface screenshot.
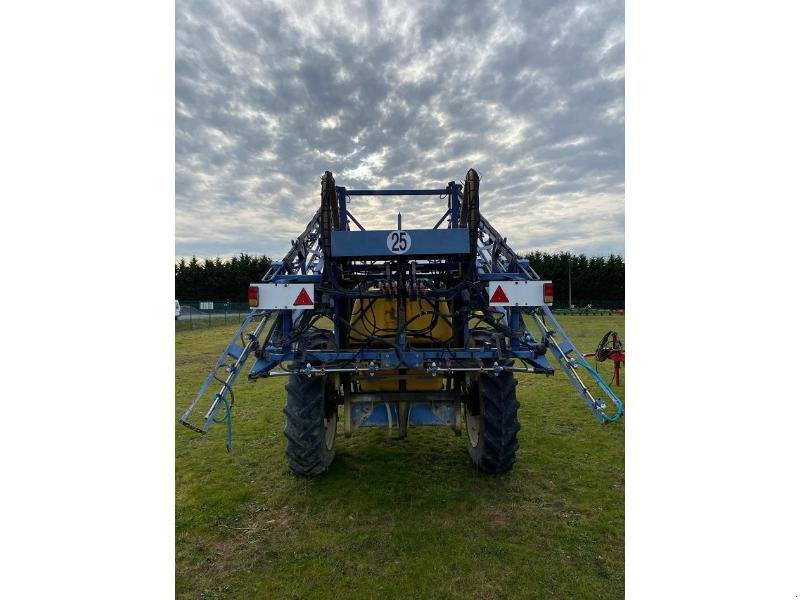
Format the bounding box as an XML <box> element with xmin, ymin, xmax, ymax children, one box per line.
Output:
<box><xmin>293</xmin><ymin>287</ymin><xmax>313</xmax><ymax>306</ymax></box>
<box><xmin>248</xmin><ymin>283</ymin><xmax>316</xmax><ymax>310</ymax></box>
<box><xmin>489</xmin><ymin>285</ymin><xmax>510</xmax><ymax>303</ymax></box>
<box><xmin>487</xmin><ymin>280</ymin><xmax>553</xmax><ymax>307</ymax></box>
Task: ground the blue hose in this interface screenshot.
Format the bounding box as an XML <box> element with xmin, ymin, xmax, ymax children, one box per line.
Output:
<box><xmin>574</xmin><ymin>354</ymin><xmax>624</xmax><ymax>422</ymax></box>
<box><xmin>212</xmin><ymin>394</ymin><xmax>233</xmax><ymax>451</ymax></box>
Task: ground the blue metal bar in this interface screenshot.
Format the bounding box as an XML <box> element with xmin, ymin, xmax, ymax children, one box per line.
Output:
<box><xmin>280</xmin><ymin>312</ymin><xmax>292</xmax><ymax>350</ymax></box>
<box><xmin>478</xmin><ymin>273</ymin><xmax>530</xmax><ymax>281</ymax></box>
<box><xmin>337</xmin><ymin>187</ymin><xmax>348</xmax><ymax>231</ymax></box>
<box><xmin>449</xmin><ymin>181</ymin><xmax>460</xmax><ymax>229</ymax></box>
<box><xmin>252</xmin><ymin>347</ymin><xmax>553</xmax><ymax>364</ymax></box>
<box><xmin>270</xmin><ymin>274</ymin><xmax>322</xmax><ymax>283</ymax></box>
<box><xmin>346</xmin><ymin>210</ymin><xmax>366</xmax><ymax>231</ymax></box>
<box><xmin>249</xmin><ymin>348</ymin><xmax>553</xmax><ymax>379</ymax></box>
<box><xmin>510</xmin><ymin>307</ymin><xmax>521</xmax><ymax>351</ymax></box>
<box><xmin>432</xmin><ymin>209</ymin><xmax>449</xmax><ymax>230</ymax></box>
<box><xmin>346</xmin><ymin>189</ymin><xmax>449</xmax><ymax>196</ymax></box>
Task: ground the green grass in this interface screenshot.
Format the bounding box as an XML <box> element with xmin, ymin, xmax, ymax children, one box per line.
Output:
<box><xmin>176</xmin><ymin>315</ymin><xmax>624</xmax><ymax>599</ymax></box>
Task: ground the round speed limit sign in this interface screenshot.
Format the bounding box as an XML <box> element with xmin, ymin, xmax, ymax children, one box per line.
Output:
<box><xmin>387</xmin><ymin>230</ymin><xmax>411</xmax><ymax>254</ymax></box>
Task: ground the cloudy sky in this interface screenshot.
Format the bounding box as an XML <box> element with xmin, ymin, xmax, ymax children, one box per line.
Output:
<box><xmin>176</xmin><ymin>0</ymin><xmax>624</xmax><ymax>261</ymax></box>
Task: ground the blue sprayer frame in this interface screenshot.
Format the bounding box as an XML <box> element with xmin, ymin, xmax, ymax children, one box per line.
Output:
<box><xmin>180</xmin><ymin>173</ymin><xmax>623</xmax><ymax>449</ymax></box>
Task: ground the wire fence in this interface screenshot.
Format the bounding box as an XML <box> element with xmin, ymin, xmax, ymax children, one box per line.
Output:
<box><xmin>174</xmin><ymin>298</ymin><xmax>624</xmax><ymax>333</ymax></box>
<box><xmin>175</xmin><ymin>300</ymin><xmax>251</xmax><ymax>331</ymax></box>
<box><xmin>551</xmin><ymin>307</ymin><xmax>625</xmax><ymax>316</ymax></box>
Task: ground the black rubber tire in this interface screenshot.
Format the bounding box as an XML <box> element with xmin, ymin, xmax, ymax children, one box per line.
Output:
<box><xmin>464</xmin><ymin>371</ymin><xmax>520</xmax><ymax>474</ymax></box>
<box><xmin>282</xmin><ymin>328</ymin><xmax>337</xmax><ymax>476</ymax></box>
<box><xmin>284</xmin><ymin>374</ymin><xmax>336</xmax><ymax>476</ymax></box>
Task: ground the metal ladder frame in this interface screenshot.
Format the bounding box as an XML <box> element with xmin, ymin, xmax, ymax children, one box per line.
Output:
<box><xmin>179</xmin><ymin>310</ymin><xmax>272</xmax><ymax>440</ymax></box>
<box><xmin>526</xmin><ymin>305</ymin><xmax>624</xmax><ymax>423</ymax></box>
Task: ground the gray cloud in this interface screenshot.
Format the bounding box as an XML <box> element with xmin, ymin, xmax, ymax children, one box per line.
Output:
<box><xmin>176</xmin><ymin>0</ymin><xmax>624</xmax><ymax>260</ymax></box>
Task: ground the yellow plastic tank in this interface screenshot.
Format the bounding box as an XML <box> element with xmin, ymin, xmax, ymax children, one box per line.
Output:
<box><xmin>350</xmin><ymin>296</ymin><xmax>452</xmax><ymax>392</ymax></box>
<box><xmin>349</xmin><ymin>297</ymin><xmax>452</xmax><ymax>344</ymax></box>
<box><xmin>358</xmin><ymin>369</ymin><xmax>443</xmax><ymax>392</ymax></box>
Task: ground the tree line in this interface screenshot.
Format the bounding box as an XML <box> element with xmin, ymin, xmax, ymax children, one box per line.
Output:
<box><xmin>175</xmin><ymin>251</ymin><xmax>624</xmax><ymax>307</ymax></box>
<box><xmin>525</xmin><ymin>251</ymin><xmax>624</xmax><ymax>308</ymax></box>
<box><xmin>175</xmin><ymin>254</ymin><xmax>272</xmax><ymax>302</ymax></box>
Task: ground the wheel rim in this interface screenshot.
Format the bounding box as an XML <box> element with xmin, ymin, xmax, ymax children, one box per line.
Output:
<box><xmin>464</xmin><ymin>379</ymin><xmax>482</xmax><ymax>448</ymax></box>
<box><xmin>465</xmin><ymin>408</ymin><xmax>481</xmax><ymax>448</ymax></box>
<box><xmin>323</xmin><ymin>409</ymin><xmax>337</xmax><ymax>450</ymax></box>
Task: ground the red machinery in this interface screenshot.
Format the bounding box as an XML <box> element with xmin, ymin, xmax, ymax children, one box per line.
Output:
<box><xmin>584</xmin><ymin>331</ymin><xmax>625</xmax><ymax>386</ymax></box>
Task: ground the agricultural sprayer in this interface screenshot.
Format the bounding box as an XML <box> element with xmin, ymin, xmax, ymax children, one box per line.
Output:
<box><xmin>180</xmin><ymin>169</ymin><xmax>623</xmax><ymax>475</ymax></box>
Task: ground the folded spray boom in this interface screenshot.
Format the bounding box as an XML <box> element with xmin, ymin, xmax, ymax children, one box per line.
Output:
<box><xmin>180</xmin><ymin>168</ymin><xmax>623</xmax><ymax>474</ymax></box>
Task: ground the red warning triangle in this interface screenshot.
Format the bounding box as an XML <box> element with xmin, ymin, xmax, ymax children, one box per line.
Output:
<box><xmin>293</xmin><ymin>288</ymin><xmax>314</xmax><ymax>306</ymax></box>
<box><xmin>490</xmin><ymin>286</ymin><xmax>509</xmax><ymax>303</ymax></box>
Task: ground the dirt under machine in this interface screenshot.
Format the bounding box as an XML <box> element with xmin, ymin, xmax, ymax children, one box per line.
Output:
<box><xmin>180</xmin><ymin>169</ymin><xmax>623</xmax><ymax>475</ymax></box>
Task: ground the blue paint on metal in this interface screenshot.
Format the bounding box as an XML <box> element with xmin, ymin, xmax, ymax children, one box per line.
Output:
<box><xmin>408</xmin><ymin>402</ymin><xmax>455</xmax><ymax>426</ymax></box>
<box><xmin>432</xmin><ymin>210</ymin><xmax>449</xmax><ymax>230</ymax></box>
<box><xmin>270</xmin><ymin>274</ymin><xmax>321</xmax><ymax>283</ymax></box>
<box><xmin>248</xmin><ymin>357</ymin><xmax>278</xmax><ymax>378</ymax></box>
<box><xmin>183</xmin><ymin>173</ymin><xmax>622</xmax><ymax>448</ymax></box>
<box><xmin>350</xmin><ymin>402</ymin><xmax>393</xmax><ymax>428</ymax></box>
<box><xmin>478</xmin><ymin>273</ymin><xmax>530</xmax><ymax>281</ymax></box>
<box><xmin>346</xmin><ymin>210</ymin><xmax>366</xmax><ymax>231</ymax></box>
<box><xmin>510</xmin><ymin>308</ymin><xmax>521</xmax><ymax>351</ymax></box>
<box><xmin>345</xmin><ymin>189</ymin><xmax>449</xmax><ymax>196</ymax></box>
<box><xmin>449</xmin><ymin>181</ymin><xmax>460</xmax><ymax>229</ymax></box>
<box><xmin>225</xmin><ymin>341</ymin><xmax>244</xmax><ymax>360</ymax></box>
<box><xmin>254</xmin><ymin>348</ymin><xmax>554</xmax><ymax>365</ymax></box>
<box><xmin>336</xmin><ymin>187</ymin><xmax>348</xmax><ymax>231</ymax></box>
<box><xmin>349</xmin><ymin>402</ymin><xmax>456</xmax><ymax>431</ymax></box>
<box><xmin>331</xmin><ymin>228</ymin><xmax>469</xmax><ymax>257</ymax></box>
<box><xmin>281</xmin><ymin>312</ymin><xmax>292</xmax><ymax>349</ymax></box>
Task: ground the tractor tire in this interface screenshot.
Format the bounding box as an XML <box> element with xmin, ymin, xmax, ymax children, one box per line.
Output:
<box><xmin>464</xmin><ymin>371</ymin><xmax>520</xmax><ymax>474</ymax></box>
<box><xmin>282</xmin><ymin>329</ymin><xmax>338</xmax><ymax>476</ymax></box>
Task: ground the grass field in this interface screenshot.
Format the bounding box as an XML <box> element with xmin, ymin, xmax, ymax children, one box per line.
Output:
<box><xmin>176</xmin><ymin>315</ymin><xmax>625</xmax><ymax>599</ymax></box>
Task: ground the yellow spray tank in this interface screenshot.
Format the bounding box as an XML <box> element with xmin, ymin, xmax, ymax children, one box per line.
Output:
<box><xmin>349</xmin><ymin>295</ymin><xmax>452</xmax><ymax>392</ymax></box>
